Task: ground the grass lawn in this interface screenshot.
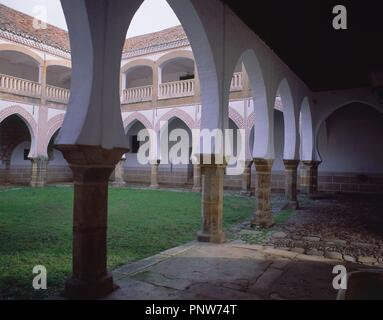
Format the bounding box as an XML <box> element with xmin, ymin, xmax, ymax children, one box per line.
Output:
<box><xmin>0</xmin><ymin>186</ymin><xmax>255</xmax><ymax>299</ymax></box>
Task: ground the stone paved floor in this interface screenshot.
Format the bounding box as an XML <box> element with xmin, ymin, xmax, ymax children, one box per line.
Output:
<box><xmin>106</xmin><ymin>241</ymin><xmax>376</xmax><ymax>300</ymax></box>
<box><xmin>234</xmin><ymin>193</ymin><xmax>383</xmax><ymax>266</ymax></box>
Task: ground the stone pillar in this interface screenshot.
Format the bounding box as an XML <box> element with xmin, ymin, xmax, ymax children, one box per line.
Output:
<box><xmin>283</xmin><ymin>160</ymin><xmax>300</xmax><ymax>210</ymax></box>
<box><xmin>150</xmin><ymin>160</ymin><xmax>160</xmax><ymax>189</ymax></box>
<box><xmin>112</xmin><ymin>158</ymin><xmax>126</xmax><ymax>187</ymax></box>
<box><xmin>30</xmin><ymin>158</ymin><xmax>48</xmax><ymax>188</ymax></box>
<box><xmin>251</xmin><ymin>158</ymin><xmax>274</xmax><ymax>228</ymax></box>
<box><xmin>300</xmin><ymin>161</ymin><xmax>321</xmax><ymax>195</ymax></box>
<box><xmin>240</xmin><ymin>160</ymin><xmax>253</xmax><ymax>196</ymax></box>
<box><xmin>56</xmin><ymin>145</ymin><xmax>127</xmax><ymax>299</ymax></box>
<box><xmin>197</xmin><ymin>156</ymin><xmax>226</xmax><ymax>244</ymax></box>
<box><xmin>192</xmin><ymin>164</ymin><xmax>202</xmax><ymax>192</ymax></box>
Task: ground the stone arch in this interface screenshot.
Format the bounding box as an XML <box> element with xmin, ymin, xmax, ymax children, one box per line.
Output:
<box><xmin>123</xmin><ymin>112</ymin><xmax>153</xmax><ymax>134</ymax></box>
<box><xmin>228</xmin><ymin>107</ymin><xmax>244</xmax><ymax>129</ymax></box>
<box><xmin>121</xmin><ymin>58</ymin><xmax>155</xmax><ymax>74</ymax></box>
<box><xmin>240</xmin><ymin>49</ymin><xmax>270</xmax><ymax>159</ymax></box>
<box><xmin>0</xmin><ymin>105</ymin><xmax>37</xmax><ymax>158</ymax></box>
<box><xmin>247</xmin><ymin>112</ymin><xmax>255</xmax><ymax>130</ymax></box>
<box><xmin>274</xmin><ymin>78</ymin><xmax>299</xmax><ymax>160</ymax></box>
<box><xmin>0</xmin><ymin>43</ymin><xmax>44</xmax><ymax>66</ymax></box>
<box><xmin>317</xmin><ymin>102</ymin><xmax>383</xmax><ymax>174</ymax></box>
<box><xmin>316</xmin><ymin>99</ymin><xmax>383</xmax><ymax>137</ymax></box>
<box><xmin>299</xmin><ymin>97</ymin><xmax>315</xmax><ymax>161</ymax></box>
<box><xmin>45</xmin><ymin>114</ymin><xmax>66</xmax><ymax>152</ymax></box>
<box><xmin>157</xmin><ymin>50</ymin><xmax>194</xmax><ymax>68</ymax></box>
<box><xmin>155</xmin><ymin>109</ymin><xmax>196</xmax><ymax>132</ymax></box>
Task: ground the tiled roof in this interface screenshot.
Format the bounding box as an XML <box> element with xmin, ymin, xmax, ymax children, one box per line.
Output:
<box><xmin>0</xmin><ymin>3</ymin><xmax>187</xmax><ymax>56</ymax></box>
<box><xmin>123</xmin><ymin>25</ymin><xmax>187</xmax><ymax>53</ymax></box>
<box><xmin>0</xmin><ymin>3</ymin><xmax>70</xmax><ymax>52</ymax></box>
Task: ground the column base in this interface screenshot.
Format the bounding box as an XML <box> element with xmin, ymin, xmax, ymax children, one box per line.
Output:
<box><xmin>197</xmin><ymin>231</ymin><xmax>226</xmax><ymax>244</ymax></box>
<box><xmin>240</xmin><ymin>190</ymin><xmax>254</xmax><ymax>197</ymax></box>
<box><xmin>149</xmin><ymin>184</ymin><xmax>159</xmax><ymax>189</ymax></box>
<box><xmin>251</xmin><ymin>212</ymin><xmax>275</xmax><ymax>228</ymax></box>
<box><xmin>192</xmin><ymin>186</ymin><xmax>202</xmax><ymax>192</ymax></box>
<box><xmin>282</xmin><ymin>200</ymin><xmax>299</xmax><ymax>210</ymax></box>
<box><xmin>64</xmin><ymin>272</ymin><xmax>116</xmax><ymax>300</ymax></box>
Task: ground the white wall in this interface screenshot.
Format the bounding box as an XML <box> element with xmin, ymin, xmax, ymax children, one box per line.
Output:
<box><xmin>11</xmin><ymin>141</ymin><xmax>31</xmax><ymax>166</ymax></box>
<box><xmin>318</xmin><ymin>103</ymin><xmax>383</xmax><ymax>173</ymax></box>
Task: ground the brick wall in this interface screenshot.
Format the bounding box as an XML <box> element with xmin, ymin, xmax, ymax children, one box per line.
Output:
<box><xmin>318</xmin><ymin>172</ymin><xmax>383</xmax><ymax>194</ymax></box>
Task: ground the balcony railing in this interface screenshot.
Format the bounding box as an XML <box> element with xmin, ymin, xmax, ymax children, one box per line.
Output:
<box><xmin>46</xmin><ymin>85</ymin><xmax>70</xmax><ymax>104</ymax></box>
<box><xmin>230</xmin><ymin>72</ymin><xmax>243</xmax><ymax>92</ymax></box>
<box><xmin>0</xmin><ymin>71</ymin><xmax>245</xmax><ymax>106</ymax></box>
<box><xmin>159</xmin><ymin>79</ymin><xmax>195</xmax><ymax>100</ymax></box>
<box><xmin>122</xmin><ymin>85</ymin><xmax>153</xmax><ymax>104</ymax></box>
<box><xmin>0</xmin><ymin>73</ymin><xmax>41</xmax><ymax>98</ymax></box>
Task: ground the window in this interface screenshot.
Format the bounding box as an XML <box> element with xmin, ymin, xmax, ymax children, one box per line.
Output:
<box><xmin>131</xmin><ymin>136</ymin><xmax>140</xmax><ymax>154</ymax></box>
<box><xmin>23</xmin><ymin>149</ymin><xmax>30</xmax><ymax>161</ymax></box>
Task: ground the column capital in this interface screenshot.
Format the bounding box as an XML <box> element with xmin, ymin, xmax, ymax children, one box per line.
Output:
<box><xmin>56</xmin><ymin>145</ymin><xmax>128</xmax><ymax>184</ymax></box>
<box><xmin>283</xmin><ymin>159</ymin><xmax>300</xmax><ymax>169</ymax></box>
<box><xmin>56</xmin><ymin>145</ymin><xmax>127</xmax><ymax>167</ymax></box>
<box><xmin>302</xmin><ymin>160</ymin><xmax>322</xmax><ymax>168</ymax></box>
<box><xmin>198</xmin><ymin>154</ymin><xmax>227</xmax><ymax>167</ymax></box>
<box><xmin>253</xmin><ymin>158</ymin><xmax>274</xmax><ymax>169</ymax></box>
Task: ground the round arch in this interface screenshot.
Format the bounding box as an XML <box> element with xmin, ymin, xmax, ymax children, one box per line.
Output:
<box><xmin>121</xmin><ymin>58</ymin><xmax>155</xmax><ymax>74</ymax></box>
<box><xmin>157</xmin><ymin>50</ymin><xmax>194</xmax><ymax>68</ymax></box>
<box><xmin>316</xmin><ymin>99</ymin><xmax>383</xmax><ymax>137</ymax></box>
<box><xmin>317</xmin><ymin>102</ymin><xmax>383</xmax><ymax>173</ymax></box>
<box><xmin>0</xmin><ymin>43</ymin><xmax>44</xmax><ymax>66</ymax></box>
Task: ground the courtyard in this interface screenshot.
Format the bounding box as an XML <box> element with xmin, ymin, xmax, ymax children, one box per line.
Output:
<box><xmin>0</xmin><ymin>186</ymin><xmax>255</xmax><ymax>299</ymax></box>
<box><xmin>1</xmin><ymin>186</ymin><xmax>383</xmax><ymax>300</ymax></box>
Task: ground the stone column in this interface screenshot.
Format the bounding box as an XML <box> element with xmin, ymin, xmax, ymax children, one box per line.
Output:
<box><xmin>150</xmin><ymin>160</ymin><xmax>160</xmax><ymax>189</ymax></box>
<box><xmin>240</xmin><ymin>160</ymin><xmax>253</xmax><ymax>196</ymax></box>
<box><xmin>300</xmin><ymin>161</ymin><xmax>321</xmax><ymax>195</ymax></box>
<box><xmin>112</xmin><ymin>158</ymin><xmax>126</xmax><ymax>187</ymax></box>
<box><xmin>56</xmin><ymin>145</ymin><xmax>127</xmax><ymax>299</ymax></box>
<box><xmin>30</xmin><ymin>158</ymin><xmax>48</xmax><ymax>188</ymax></box>
<box><xmin>251</xmin><ymin>158</ymin><xmax>274</xmax><ymax>228</ymax></box>
<box><xmin>197</xmin><ymin>155</ymin><xmax>226</xmax><ymax>244</ymax></box>
<box><xmin>283</xmin><ymin>160</ymin><xmax>300</xmax><ymax>210</ymax></box>
<box><xmin>192</xmin><ymin>164</ymin><xmax>202</xmax><ymax>192</ymax></box>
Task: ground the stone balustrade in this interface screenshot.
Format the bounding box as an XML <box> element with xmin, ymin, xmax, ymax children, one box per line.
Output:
<box><xmin>159</xmin><ymin>79</ymin><xmax>195</xmax><ymax>100</ymax></box>
<box><xmin>230</xmin><ymin>72</ymin><xmax>243</xmax><ymax>92</ymax></box>
<box><xmin>0</xmin><ymin>71</ymin><xmax>244</xmax><ymax>105</ymax></box>
<box><xmin>0</xmin><ymin>73</ymin><xmax>41</xmax><ymax>98</ymax></box>
<box><xmin>46</xmin><ymin>85</ymin><xmax>70</xmax><ymax>104</ymax></box>
<box><xmin>122</xmin><ymin>85</ymin><xmax>153</xmax><ymax>103</ymax></box>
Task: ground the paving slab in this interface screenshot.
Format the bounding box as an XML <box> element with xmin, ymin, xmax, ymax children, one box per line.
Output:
<box><xmin>105</xmin><ymin>241</ymin><xmax>375</xmax><ymax>300</ymax></box>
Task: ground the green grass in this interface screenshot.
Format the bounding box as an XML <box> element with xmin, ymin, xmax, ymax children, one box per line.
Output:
<box><xmin>0</xmin><ymin>186</ymin><xmax>255</xmax><ymax>300</ymax></box>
